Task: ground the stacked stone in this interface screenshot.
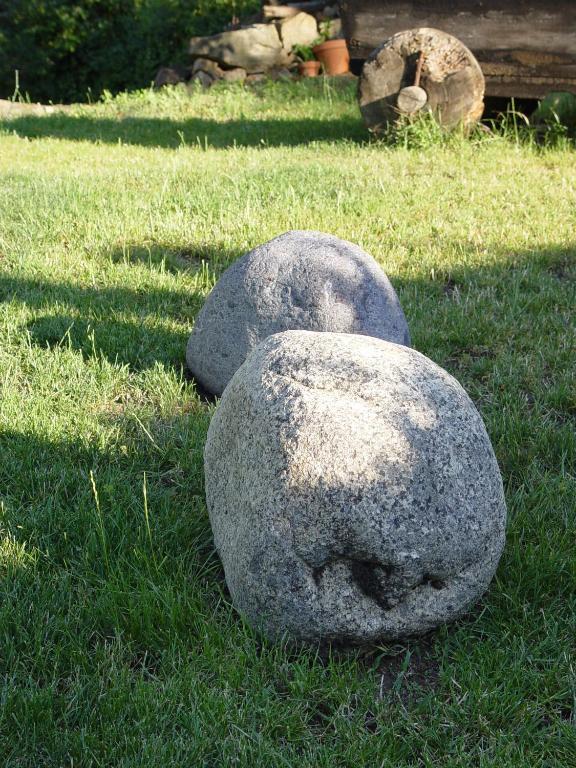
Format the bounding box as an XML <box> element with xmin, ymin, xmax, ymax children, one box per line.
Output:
<box><xmin>154</xmin><ymin>12</ymin><xmax>323</xmax><ymax>89</ymax></box>
<box><xmin>187</xmin><ymin>231</ymin><xmax>507</xmax><ymax>645</ymax></box>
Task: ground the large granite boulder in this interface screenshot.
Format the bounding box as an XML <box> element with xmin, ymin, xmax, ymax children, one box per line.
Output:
<box><xmin>187</xmin><ymin>231</ymin><xmax>410</xmax><ymax>396</ymax></box>
<box><xmin>204</xmin><ymin>331</ymin><xmax>507</xmax><ymax>644</ymax></box>
<box><xmin>189</xmin><ymin>24</ymin><xmax>290</xmax><ymax>73</ymax></box>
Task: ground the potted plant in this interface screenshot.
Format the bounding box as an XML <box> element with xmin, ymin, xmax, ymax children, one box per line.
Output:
<box><xmin>312</xmin><ymin>23</ymin><xmax>350</xmax><ymax>76</ymax></box>
<box><xmin>293</xmin><ymin>44</ymin><xmax>322</xmax><ymax>77</ymax></box>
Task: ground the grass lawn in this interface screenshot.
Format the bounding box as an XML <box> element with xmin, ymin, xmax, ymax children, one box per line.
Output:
<box><xmin>0</xmin><ymin>80</ymin><xmax>575</xmax><ymax>766</ymax></box>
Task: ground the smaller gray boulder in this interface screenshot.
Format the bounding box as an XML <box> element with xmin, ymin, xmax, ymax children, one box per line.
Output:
<box><xmin>187</xmin><ymin>231</ymin><xmax>410</xmax><ymax>396</ymax></box>
<box><xmin>188</xmin><ymin>71</ymin><xmax>214</xmax><ymax>89</ymax></box>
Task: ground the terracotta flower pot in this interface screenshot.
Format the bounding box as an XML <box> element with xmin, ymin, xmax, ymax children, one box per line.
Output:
<box><xmin>298</xmin><ymin>60</ymin><xmax>322</xmax><ymax>78</ymax></box>
<box><xmin>312</xmin><ymin>39</ymin><xmax>350</xmax><ymax>76</ymax></box>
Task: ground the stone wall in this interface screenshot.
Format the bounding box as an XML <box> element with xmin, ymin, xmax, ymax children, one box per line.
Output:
<box><xmin>154</xmin><ymin>3</ymin><xmax>342</xmax><ymax>89</ymax></box>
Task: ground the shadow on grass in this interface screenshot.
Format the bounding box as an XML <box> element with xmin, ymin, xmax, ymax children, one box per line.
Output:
<box><xmin>0</xmin><ymin>423</ymin><xmax>215</xmax><ymax>580</ymax></box>
<box><xmin>27</xmin><ymin>313</ymin><xmax>189</xmax><ymax>372</ymax></box>
<box><xmin>0</xmin><ymin>272</ymin><xmax>196</xmax><ymax>371</ymax></box>
<box><xmin>0</xmin><ymin>240</ymin><xmax>245</xmax><ymax>372</ymax></box>
<box><xmin>0</xmin><ymin>244</ymin><xmax>574</xmax><ymax>694</ymax></box>
<box><xmin>2</xmin><ymin>113</ymin><xmax>368</xmax><ymax>149</ymax></box>
<box><xmin>108</xmin><ymin>240</ymin><xmax>243</xmax><ymax>275</ymax></box>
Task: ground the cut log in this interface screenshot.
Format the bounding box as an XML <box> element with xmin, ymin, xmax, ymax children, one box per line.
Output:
<box><xmin>284</xmin><ymin>1</ymin><xmax>325</xmax><ymax>9</ymax></box>
<box><xmin>263</xmin><ymin>1</ymin><xmax>325</xmax><ymax>15</ymax></box>
<box><xmin>396</xmin><ymin>85</ymin><xmax>428</xmax><ymax>115</ymax></box>
<box><xmin>263</xmin><ymin>5</ymin><xmax>299</xmax><ymax>19</ymax></box>
<box><xmin>359</xmin><ymin>27</ymin><xmax>485</xmax><ymax>132</ymax></box>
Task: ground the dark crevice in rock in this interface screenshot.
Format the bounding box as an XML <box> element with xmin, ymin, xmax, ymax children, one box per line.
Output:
<box><xmin>349</xmin><ymin>559</ymin><xmax>394</xmax><ymax>611</ymax></box>
<box><xmin>311</xmin><ymin>565</ymin><xmax>325</xmax><ymax>587</ymax></box>
<box><xmin>183</xmin><ymin>367</ymin><xmax>218</xmax><ymax>404</ymax></box>
<box><xmin>418</xmin><ymin>574</ymin><xmax>447</xmax><ymax>591</ymax></box>
<box><xmin>310</xmin><ymin>557</ymin><xmax>449</xmax><ymax>610</ymax></box>
<box><xmin>310</xmin><ymin>557</ymin><xmax>394</xmax><ymax>611</ymax></box>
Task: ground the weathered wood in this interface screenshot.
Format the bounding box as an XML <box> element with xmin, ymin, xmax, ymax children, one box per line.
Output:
<box><xmin>263</xmin><ymin>0</ymin><xmax>324</xmax><ymax>15</ymax></box>
<box><xmin>289</xmin><ymin>0</ymin><xmax>325</xmax><ymax>7</ymax></box>
<box><xmin>340</xmin><ymin>0</ymin><xmax>576</xmax><ymax>98</ymax></box>
<box><xmin>288</xmin><ymin>0</ymin><xmax>325</xmax><ymax>7</ymax></box>
<box><xmin>359</xmin><ymin>28</ymin><xmax>485</xmax><ymax>131</ymax></box>
<box><xmin>263</xmin><ymin>5</ymin><xmax>300</xmax><ymax>19</ymax></box>
<box><xmin>396</xmin><ymin>85</ymin><xmax>428</xmax><ymax>115</ymax></box>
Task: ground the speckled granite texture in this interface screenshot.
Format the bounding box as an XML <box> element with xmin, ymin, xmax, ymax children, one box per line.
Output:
<box><xmin>187</xmin><ymin>230</ymin><xmax>410</xmax><ymax>396</ymax></box>
<box><xmin>204</xmin><ymin>331</ymin><xmax>507</xmax><ymax>644</ymax></box>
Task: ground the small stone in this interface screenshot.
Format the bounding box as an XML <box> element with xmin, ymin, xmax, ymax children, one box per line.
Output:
<box><xmin>188</xmin><ymin>71</ymin><xmax>214</xmax><ymax>89</ymax></box>
<box><xmin>245</xmin><ymin>73</ymin><xmax>267</xmax><ymax>84</ymax></box>
<box><xmin>153</xmin><ymin>67</ymin><xmax>185</xmax><ymax>89</ymax></box>
<box><xmin>204</xmin><ymin>331</ymin><xmax>507</xmax><ymax>644</ymax></box>
<box><xmin>191</xmin><ymin>58</ymin><xmax>224</xmax><ymax>79</ymax></box>
<box><xmin>186</xmin><ymin>230</ymin><xmax>411</xmax><ymax>396</ymax></box>
<box><xmin>221</xmin><ymin>67</ymin><xmax>247</xmax><ymax>83</ymax></box>
<box><xmin>269</xmin><ymin>67</ymin><xmax>294</xmax><ymax>81</ymax></box>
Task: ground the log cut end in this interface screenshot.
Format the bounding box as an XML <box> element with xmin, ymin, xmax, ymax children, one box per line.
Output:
<box><xmin>359</xmin><ymin>27</ymin><xmax>485</xmax><ymax>132</ymax></box>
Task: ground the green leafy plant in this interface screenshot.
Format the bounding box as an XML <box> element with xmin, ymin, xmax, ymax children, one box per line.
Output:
<box><xmin>531</xmin><ymin>91</ymin><xmax>576</xmax><ymax>140</ymax></box>
<box><xmin>0</xmin><ymin>0</ymin><xmax>260</xmax><ymax>103</ymax></box>
<box><xmin>317</xmin><ymin>20</ymin><xmax>332</xmax><ymax>43</ymax></box>
<box><xmin>292</xmin><ymin>44</ymin><xmax>316</xmax><ymax>63</ymax></box>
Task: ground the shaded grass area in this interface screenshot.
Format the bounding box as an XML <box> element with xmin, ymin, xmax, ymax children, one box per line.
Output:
<box><xmin>1</xmin><ymin>112</ymin><xmax>367</xmax><ymax>150</ymax></box>
<box><xmin>0</xmin><ymin>81</ymin><xmax>575</xmax><ymax>766</ymax></box>
<box><xmin>3</xmin><ymin>79</ymin><xmax>366</xmax><ymax>149</ymax></box>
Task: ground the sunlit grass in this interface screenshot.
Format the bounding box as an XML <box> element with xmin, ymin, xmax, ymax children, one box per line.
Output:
<box><xmin>0</xmin><ymin>80</ymin><xmax>574</xmax><ymax>766</ymax></box>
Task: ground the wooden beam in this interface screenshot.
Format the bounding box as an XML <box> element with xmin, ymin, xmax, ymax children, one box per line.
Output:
<box><xmin>263</xmin><ymin>5</ymin><xmax>299</xmax><ymax>19</ymax></box>
<box><xmin>287</xmin><ymin>1</ymin><xmax>325</xmax><ymax>10</ymax></box>
<box><xmin>340</xmin><ymin>1</ymin><xmax>576</xmax><ymax>98</ymax></box>
<box><xmin>263</xmin><ymin>2</ymin><xmax>326</xmax><ymax>19</ymax></box>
